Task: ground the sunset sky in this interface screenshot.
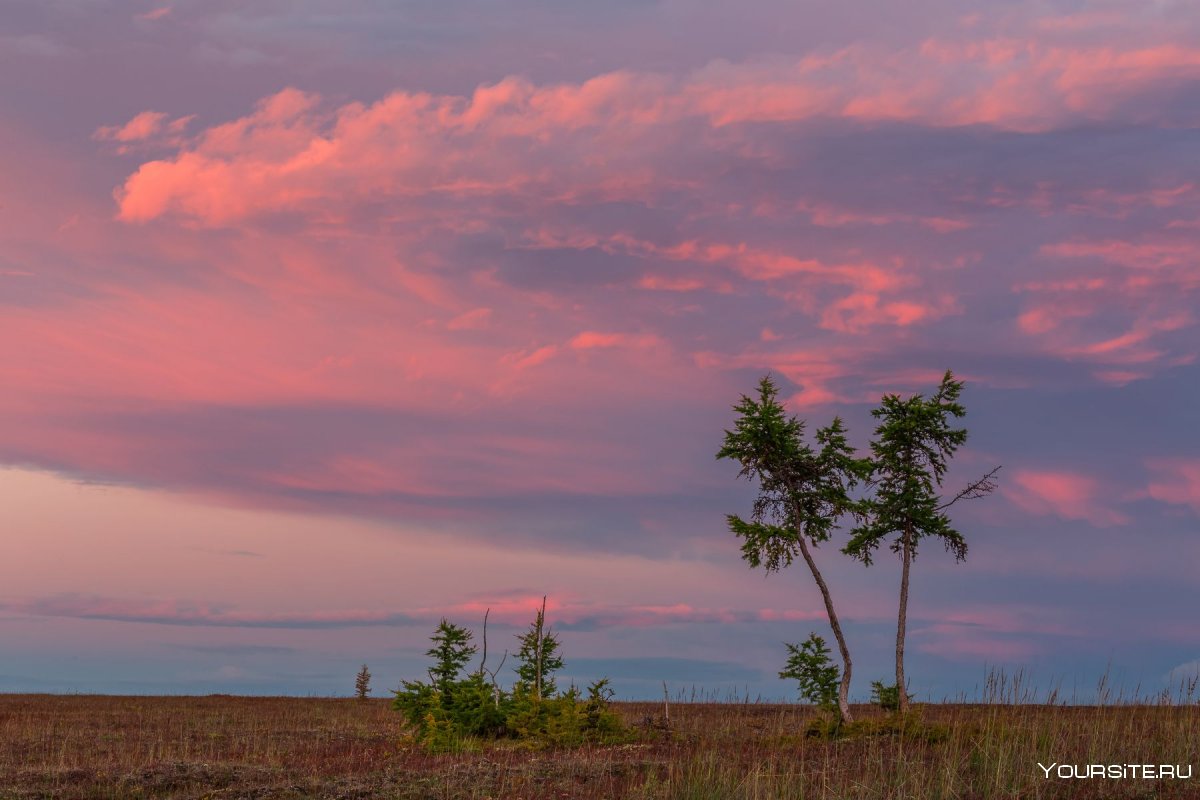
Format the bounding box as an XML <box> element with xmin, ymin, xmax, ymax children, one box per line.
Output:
<box><xmin>1</xmin><ymin>0</ymin><xmax>1198</xmax><ymax>700</ymax></box>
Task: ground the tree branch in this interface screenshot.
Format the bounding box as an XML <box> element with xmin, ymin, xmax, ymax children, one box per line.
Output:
<box><xmin>938</xmin><ymin>466</ymin><xmax>1002</xmax><ymax>510</ymax></box>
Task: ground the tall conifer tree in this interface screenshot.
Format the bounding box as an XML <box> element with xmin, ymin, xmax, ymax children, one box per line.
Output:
<box><xmin>718</xmin><ymin>376</ymin><xmax>868</xmax><ymax>723</ymax></box>
<box><xmin>844</xmin><ymin>370</ymin><xmax>999</xmax><ymax>713</ymax></box>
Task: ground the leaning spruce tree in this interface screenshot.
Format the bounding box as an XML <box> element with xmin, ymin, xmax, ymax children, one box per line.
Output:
<box><xmin>718</xmin><ymin>376</ymin><xmax>868</xmax><ymax>724</ymax></box>
<box><xmin>843</xmin><ymin>370</ymin><xmax>999</xmax><ymax>713</ymax></box>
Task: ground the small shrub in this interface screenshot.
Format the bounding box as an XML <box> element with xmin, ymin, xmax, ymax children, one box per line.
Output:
<box><xmin>393</xmin><ymin>608</ymin><xmax>629</xmax><ymax>751</ymax></box>
<box><xmin>584</xmin><ymin>678</ymin><xmax>625</xmax><ymax>737</ymax></box>
<box><xmin>870</xmin><ymin>680</ymin><xmax>902</xmax><ymax>711</ymax></box>
<box><xmin>506</xmin><ymin>680</ymin><xmax>631</xmax><ymax>748</ymax></box>
<box><xmin>780</xmin><ymin>633</ymin><xmax>839</xmax><ymax>709</ymax></box>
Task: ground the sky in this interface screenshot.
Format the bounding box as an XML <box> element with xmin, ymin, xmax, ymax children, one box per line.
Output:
<box><xmin>1</xmin><ymin>0</ymin><xmax>1198</xmax><ymax>701</ymax></box>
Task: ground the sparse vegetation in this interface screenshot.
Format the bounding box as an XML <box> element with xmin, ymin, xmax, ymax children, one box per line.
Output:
<box><xmin>392</xmin><ymin>607</ymin><xmax>629</xmax><ymax>751</ymax></box>
<box><xmin>3</xmin><ymin>671</ymin><xmax>1199</xmax><ymax>799</ymax></box>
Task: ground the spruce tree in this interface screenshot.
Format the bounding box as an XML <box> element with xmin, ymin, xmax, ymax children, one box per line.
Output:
<box><xmin>514</xmin><ymin>597</ymin><xmax>563</xmax><ymax>700</ymax></box>
<box><xmin>718</xmin><ymin>376</ymin><xmax>868</xmax><ymax>723</ymax></box>
<box><xmin>355</xmin><ymin>663</ymin><xmax>372</xmax><ymax>700</ymax></box>
<box><xmin>844</xmin><ymin>370</ymin><xmax>999</xmax><ymax>713</ymax></box>
<box><xmin>426</xmin><ymin>619</ymin><xmax>477</xmax><ymax>695</ymax></box>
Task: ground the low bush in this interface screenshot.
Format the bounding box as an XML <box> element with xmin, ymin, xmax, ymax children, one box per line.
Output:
<box><xmin>393</xmin><ymin>613</ymin><xmax>629</xmax><ymax>751</ymax></box>
<box><xmin>870</xmin><ymin>680</ymin><xmax>902</xmax><ymax>711</ymax></box>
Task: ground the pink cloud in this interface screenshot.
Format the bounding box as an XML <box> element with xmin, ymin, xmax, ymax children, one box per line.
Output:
<box><xmin>819</xmin><ymin>292</ymin><xmax>958</xmax><ymax>334</ymax></box>
<box><xmin>636</xmin><ymin>274</ymin><xmax>711</xmax><ymax>292</ymax></box>
<box><xmin>446</xmin><ymin>307</ymin><xmax>492</xmax><ymax>331</ymax></box>
<box><xmin>910</xmin><ymin>605</ymin><xmax>1082</xmax><ymax>662</ymax></box>
<box><xmin>94</xmin><ymin>111</ymin><xmax>169</xmax><ymax>143</ymax></box>
<box><xmin>569</xmin><ymin>331</ymin><xmax>660</xmax><ymax>350</ymax></box>
<box><xmin>528</xmin><ymin>232</ymin><xmax>925</xmax><ymax>324</ymax></box>
<box><xmin>9</xmin><ymin>592</ymin><xmax>829</xmax><ymax>633</ymax></box>
<box><xmin>7</xmin><ymin>0</ymin><xmax>1200</xmax><ymax>699</ymax></box>
<box><xmin>1015</xmin><ymin>235</ymin><xmax>1199</xmax><ymax>379</ymax></box>
<box><xmin>916</xmin><ymin>633</ymin><xmax>1039</xmax><ymax>662</ymax></box>
<box><xmin>427</xmin><ymin>591</ymin><xmax>846</xmax><ymax>633</ymax></box>
<box><xmin>1071</xmin><ymin>184</ymin><xmax>1195</xmax><ymax>218</ymax></box>
<box><xmin>11</xmin><ymin>594</ymin><xmax>422</xmax><ymax>629</ymax></box>
<box><xmin>110</xmin><ymin>38</ymin><xmax>1200</xmax><ymax>227</ymax></box>
<box><xmin>789</xmin><ymin>199</ymin><xmax>971</xmax><ymax>233</ymax></box>
<box><xmin>920</xmin><ymin>216</ymin><xmax>973</xmax><ymax>233</ymax></box>
<box><xmin>1042</xmin><ymin>239</ymin><xmax>1197</xmax><ymax>270</ymax></box>
<box><xmin>501</xmin><ymin>344</ymin><xmax>559</xmax><ymax>371</ymax></box>
<box><xmin>3</xmin><ymin>10</ymin><xmax>1194</xmax><ymax>549</ymax></box>
<box><xmin>1145</xmin><ymin>458</ymin><xmax>1200</xmax><ymax>514</ymax></box>
<box><xmin>1004</xmin><ymin>469</ymin><xmax>1128</xmax><ymax>527</ymax></box>
<box><xmin>695</xmin><ymin>345</ymin><xmax>861</xmax><ymax>409</ymax></box>
<box><xmin>136</xmin><ymin>7</ymin><xmax>172</xmax><ymax>22</ymax></box>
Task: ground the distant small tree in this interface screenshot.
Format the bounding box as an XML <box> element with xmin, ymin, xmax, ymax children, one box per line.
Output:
<box><xmin>718</xmin><ymin>376</ymin><xmax>868</xmax><ymax>724</ymax></box>
<box><xmin>844</xmin><ymin>370</ymin><xmax>1000</xmax><ymax>713</ymax></box>
<box><xmin>355</xmin><ymin>664</ymin><xmax>372</xmax><ymax>700</ymax></box>
<box><xmin>514</xmin><ymin>596</ymin><xmax>564</xmax><ymax>701</ymax></box>
<box><xmin>780</xmin><ymin>633</ymin><xmax>839</xmax><ymax>710</ymax></box>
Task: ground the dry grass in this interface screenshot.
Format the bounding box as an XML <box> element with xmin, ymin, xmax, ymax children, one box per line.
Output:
<box><xmin>1</xmin><ymin>692</ymin><xmax>1198</xmax><ymax>799</ymax></box>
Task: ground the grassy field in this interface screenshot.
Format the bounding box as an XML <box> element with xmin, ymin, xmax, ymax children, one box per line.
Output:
<box><xmin>1</xmin><ymin>693</ymin><xmax>1197</xmax><ymax>799</ymax></box>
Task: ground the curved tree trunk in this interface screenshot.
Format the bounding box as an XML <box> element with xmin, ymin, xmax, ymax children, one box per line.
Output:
<box><xmin>795</xmin><ymin>535</ymin><xmax>853</xmax><ymax>724</ymax></box>
<box><xmin>896</xmin><ymin>522</ymin><xmax>912</xmax><ymax>714</ymax></box>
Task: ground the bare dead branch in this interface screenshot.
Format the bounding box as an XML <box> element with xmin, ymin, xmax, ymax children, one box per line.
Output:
<box><xmin>938</xmin><ymin>465</ymin><xmax>1002</xmax><ymax>510</ymax></box>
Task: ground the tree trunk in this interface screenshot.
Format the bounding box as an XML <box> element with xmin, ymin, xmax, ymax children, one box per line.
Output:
<box><xmin>896</xmin><ymin>522</ymin><xmax>912</xmax><ymax>714</ymax></box>
<box><xmin>534</xmin><ymin>597</ymin><xmax>546</xmax><ymax>701</ymax></box>
<box><xmin>795</xmin><ymin>535</ymin><xmax>853</xmax><ymax>724</ymax></box>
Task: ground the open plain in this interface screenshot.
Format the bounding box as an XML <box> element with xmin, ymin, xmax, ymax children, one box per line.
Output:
<box><xmin>2</xmin><ymin>693</ymin><xmax>1198</xmax><ymax>799</ymax></box>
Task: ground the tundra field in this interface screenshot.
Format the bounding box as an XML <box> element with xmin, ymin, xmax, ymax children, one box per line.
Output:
<box><xmin>2</xmin><ymin>692</ymin><xmax>1198</xmax><ymax>800</ymax></box>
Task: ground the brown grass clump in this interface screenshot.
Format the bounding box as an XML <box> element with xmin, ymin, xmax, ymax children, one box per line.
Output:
<box><xmin>0</xmin><ymin>691</ymin><xmax>1198</xmax><ymax>798</ymax></box>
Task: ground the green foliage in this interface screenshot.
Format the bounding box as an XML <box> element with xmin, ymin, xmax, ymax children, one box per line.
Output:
<box><xmin>505</xmin><ymin>683</ymin><xmax>629</xmax><ymax>748</ymax></box>
<box><xmin>584</xmin><ymin>678</ymin><xmax>624</xmax><ymax>736</ymax></box>
<box><xmin>425</xmin><ymin>619</ymin><xmax>477</xmax><ymax>694</ymax></box>
<box><xmin>415</xmin><ymin>709</ymin><xmax>477</xmax><ymax>753</ymax></box>
<box><xmin>393</xmin><ymin>623</ymin><xmax>507</xmax><ymax>747</ymax></box>
<box><xmin>842</xmin><ymin>370</ymin><xmax>998</xmax><ymax>713</ymax></box>
<box><xmin>514</xmin><ymin>599</ymin><xmax>564</xmax><ymax>699</ymax></box>
<box><xmin>354</xmin><ymin>664</ymin><xmax>371</xmax><ymax>700</ymax></box>
<box><xmin>871</xmin><ymin>680</ymin><xmax>902</xmax><ymax>711</ymax></box>
<box><xmin>393</xmin><ymin>678</ymin><xmax>441</xmax><ymax>732</ymax></box>
<box><xmin>843</xmin><ymin>370</ymin><xmax>971</xmax><ymax>566</ymax></box>
<box><xmin>717</xmin><ymin>378</ymin><xmax>868</xmax><ymax>569</ymax></box>
<box><xmin>717</xmin><ymin>375</ymin><xmax>869</xmax><ymax>724</ymax></box>
<box><xmin>393</xmin><ymin>613</ymin><xmax>629</xmax><ymax>752</ymax></box>
<box><xmin>779</xmin><ymin>634</ymin><xmax>839</xmax><ymax>709</ymax></box>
